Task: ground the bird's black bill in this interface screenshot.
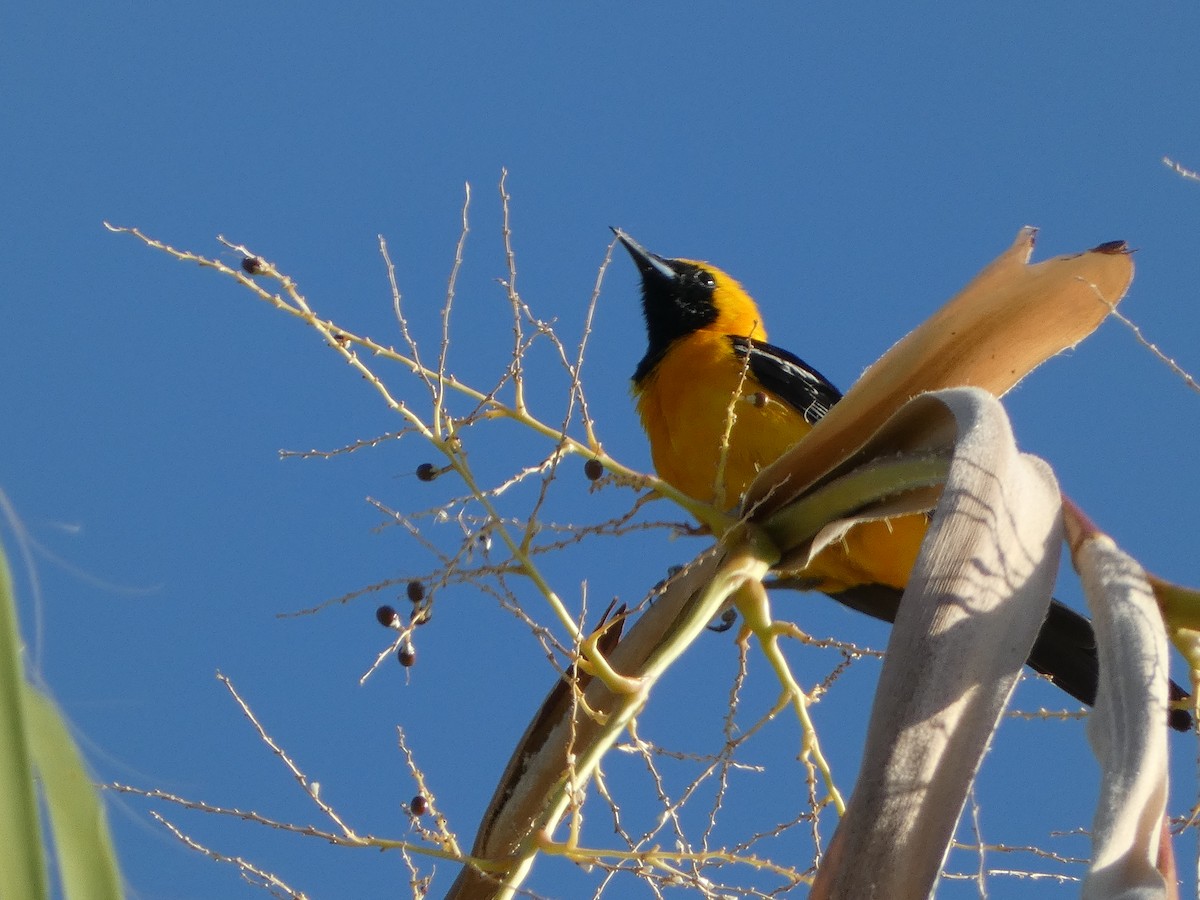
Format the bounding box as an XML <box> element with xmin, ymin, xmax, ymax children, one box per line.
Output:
<box><xmin>611</xmin><ymin>227</ymin><xmax>678</xmax><ymax>284</ymax></box>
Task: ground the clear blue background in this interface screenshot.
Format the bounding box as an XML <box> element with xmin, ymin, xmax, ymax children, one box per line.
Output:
<box><xmin>4</xmin><ymin>4</ymin><xmax>1200</xmax><ymax>898</ymax></box>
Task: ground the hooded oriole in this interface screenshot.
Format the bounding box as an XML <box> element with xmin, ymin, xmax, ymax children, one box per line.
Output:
<box><xmin>614</xmin><ymin>228</ymin><xmax>1188</xmax><ymax>728</ymax></box>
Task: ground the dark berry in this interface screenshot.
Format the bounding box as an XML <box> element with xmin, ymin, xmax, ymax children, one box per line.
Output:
<box><xmin>415</xmin><ymin>463</ymin><xmax>438</xmax><ymax>482</ymax></box>
<box><xmin>376</xmin><ymin>605</ymin><xmax>399</xmax><ymax>628</ymax></box>
<box><xmin>707</xmin><ymin>608</ymin><xmax>738</xmax><ymax>632</ymax></box>
<box><xmin>406</xmin><ymin>580</ymin><xmax>425</xmax><ymax>603</ymax></box>
<box><xmin>584</xmin><ymin>458</ymin><xmax>603</xmax><ymax>481</ymax></box>
<box><xmin>410</xmin><ymin>794</ymin><xmax>428</xmax><ymax>816</ymax></box>
<box><xmin>398</xmin><ymin>642</ymin><xmax>416</xmax><ymax>667</ymax></box>
<box><xmin>241</xmin><ymin>256</ymin><xmax>266</xmax><ymax>275</ymax></box>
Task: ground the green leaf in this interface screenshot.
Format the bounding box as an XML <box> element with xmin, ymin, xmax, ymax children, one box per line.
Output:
<box><xmin>25</xmin><ymin>683</ymin><xmax>124</xmax><ymax>900</ymax></box>
<box><xmin>0</xmin><ymin>536</ymin><xmax>124</xmax><ymax>900</ymax></box>
<box><xmin>0</xmin><ymin>541</ymin><xmax>48</xmax><ymax>900</ymax></box>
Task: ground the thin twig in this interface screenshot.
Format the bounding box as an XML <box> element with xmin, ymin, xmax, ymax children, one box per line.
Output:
<box><xmin>153</xmin><ymin>812</ymin><xmax>312</xmax><ymax>899</ymax></box>
<box><xmin>217</xmin><ymin>672</ymin><xmax>360</xmax><ymax>840</ymax></box>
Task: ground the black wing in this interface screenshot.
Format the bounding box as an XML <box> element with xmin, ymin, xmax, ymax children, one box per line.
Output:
<box><xmin>730</xmin><ymin>335</ymin><xmax>842</xmax><ymax>425</ymax></box>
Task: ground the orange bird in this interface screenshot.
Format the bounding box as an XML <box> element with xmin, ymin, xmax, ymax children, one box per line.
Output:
<box><xmin>614</xmin><ymin>228</ymin><xmax>1188</xmax><ymax>729</ymax></box>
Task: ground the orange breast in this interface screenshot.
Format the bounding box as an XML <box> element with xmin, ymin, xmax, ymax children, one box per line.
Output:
<box><xmin>636</xmin><ymin>331</ymin><xmax>809</xmax><ymax>511</ymax></box>
<box><xmin>636</xmin><ymin>331</ymin><xmax>928</xmax><ymax>593</ymax></box>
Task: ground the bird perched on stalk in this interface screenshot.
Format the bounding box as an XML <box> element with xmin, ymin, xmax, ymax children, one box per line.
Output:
<box><xmin>612</xmin><ymin>227</ymin><xmax>1189</xmax><ymax>729</ymax></box>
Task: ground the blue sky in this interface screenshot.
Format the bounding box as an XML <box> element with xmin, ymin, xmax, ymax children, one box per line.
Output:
<box><xmin>4</xmin><ymin>4</ymin><xmax>1200</xmax><ymax>898</ymax></box>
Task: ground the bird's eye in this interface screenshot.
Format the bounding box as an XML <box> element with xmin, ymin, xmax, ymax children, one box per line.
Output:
<box><xmin>685</xmin><ymin>268</ymin><xmax>715</xmax><ymax>290</ymax></box>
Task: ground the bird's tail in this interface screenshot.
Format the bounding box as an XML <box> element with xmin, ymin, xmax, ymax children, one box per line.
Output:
<box><xmin>772</xmin><ymin>580</ymin><xmax>1191</xmax><ymax>732</ymax></box>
